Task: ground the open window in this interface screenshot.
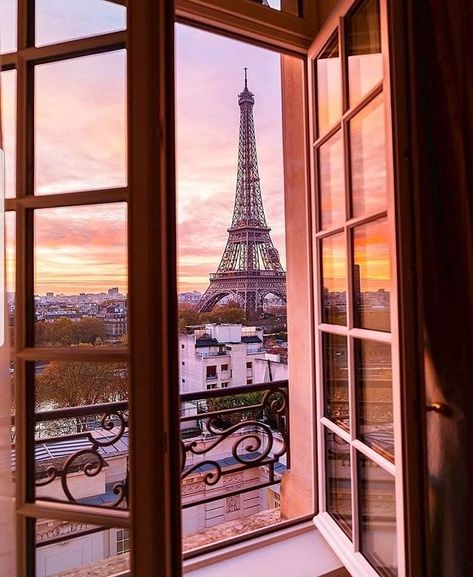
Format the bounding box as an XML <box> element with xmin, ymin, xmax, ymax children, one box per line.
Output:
<box><xmin>0</xmin><ymin>0</ymin><xmax>435</xmax><ymax>575</ymax></box>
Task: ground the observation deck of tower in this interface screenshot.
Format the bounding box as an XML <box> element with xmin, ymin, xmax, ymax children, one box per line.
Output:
<box><xmin>197</xmin><ymin>70</ymin><xmax>287</xmax><ymax>317</ymax></box>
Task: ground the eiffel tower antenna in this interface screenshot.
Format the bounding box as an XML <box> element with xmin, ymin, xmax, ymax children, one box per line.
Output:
<box><xmin>197</xmin><ymin>71</ymin><xmax>286</xmax><ymax>317</ymax></box>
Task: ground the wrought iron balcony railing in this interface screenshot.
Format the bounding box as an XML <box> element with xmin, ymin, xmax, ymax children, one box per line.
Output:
<box><xmin>25</xmin><ymin>380</ymin><xmax>289</xmax><ymax>514</ymax></box>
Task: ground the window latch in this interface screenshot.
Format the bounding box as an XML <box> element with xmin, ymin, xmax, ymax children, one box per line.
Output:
<box><xmin>426</xmin><ymin>402</ymin><xmax>453</xmax><ymax>417</ymax></box>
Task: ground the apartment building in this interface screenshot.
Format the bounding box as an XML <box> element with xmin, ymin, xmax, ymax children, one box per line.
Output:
<box><xmin>179</xmin><ymin>323</ymin><xmax>275</xmax><ymax>392</ymax></box>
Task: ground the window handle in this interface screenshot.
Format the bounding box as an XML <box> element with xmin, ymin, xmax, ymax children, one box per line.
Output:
<box><xmin>426</xmin><ymin>402</ymin><xmax>453</xmax><ymax>417</ymax></box>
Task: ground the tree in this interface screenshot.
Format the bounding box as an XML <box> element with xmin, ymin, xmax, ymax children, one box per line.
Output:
<box><xmin>36</xmin><ymin>355</ymin><xmax>128</xmax><ymax>433</ymax></box>
<box><xmin>75</xmin><ymin>317</ymin><xmax>106</xmax><ymax>345</ymax></box>
<box><xmin>35</xmin><ymin>317</ymin><xmax>106</xmax><ymax>346</ymax></box>
<box><xmin>204</xmin><ymin>304</ymin><xmax>246</xmax><ymax>325</ymax></box>
<box><xmin>178</xmin><ymin>302</ymin><xmax>247</xmax><ymax>332</ymax></box>
<box><xmin>206</xmin><ymin>391</ymin><xmax>264</xmax><ymax>429</ymax></box>
<box><xmin>205</xmin><ymin>390</ymin><xmax>284</xmax><ymax>432</ymax></box>
<box><xmin>178</xmin><ymin>304</ymin><xmax>201</xmax><ymax>332</ymax></box>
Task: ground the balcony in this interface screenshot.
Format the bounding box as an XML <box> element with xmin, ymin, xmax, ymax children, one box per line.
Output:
<box><xmin>196</xmin><ymin>351</ymin><xmax>229</xmax><ymax>359</ymax></box>
<box><xmin>28</xmin><ymin>381</ymin><xmax>291</xmax><ymax>577</ymax></box>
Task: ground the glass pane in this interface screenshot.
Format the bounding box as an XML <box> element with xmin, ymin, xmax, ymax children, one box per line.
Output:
<box><xmin>355</xmin><ymin>339</ymin><xmax>394</xmax><ymax>461</ymax></box>
<box><xmin>350</xmin><ymin>95</ymin><xmax>387</xmax><ymax>217</ymax></box>
<box><xmin>353</xmin><ymin>218</ymin><xmax>390</xmax><ymax>332</ymax></box>
<box><xmin>325</xmin><ymin>429</ymin><xmax>352</xmax><ymax>538</ymax></box>
<box><xmin>321</xmin><ymin>233</ymin><xmax>346</xmax><ymax>324</ymax></box>
<box><xmin>6</xmin><ymin>212</ymin><xmax>15</xmax><ymax>347</ymax></box>
<box><xmin>323</xmin><ymin>334</ymin><xmax>349</xmax><ymax>430</ymax></box>
<box><xmin>245</xmin><ymin>0</ymin><xmax>300</xmax><ymax>16</ymax></box>
<box><xmin>35</xmin><ymin>51</ymin><xmax>127</xmax><ymax>195</ymax></box>
<box><xmin>0</xmin><ymin>0</ymin><xmax>17</xmax><ymax>53</ymax></box>
<box><xmin>347</xmin><ymin>0</ymin><xmax>383</xmax><ymax>106</ymax></box>
<box><xmin>35</xmin><ymin>0</ymin><xmax>126</xmax><ymax>47</ymax></box>
<box><xmin>36</xmin><ymin>522</ymin><xmax>130</xmax><ymax>576</ymax></box>
<box><xmin>1</xmin><ymin>70</ymin><xmax>16</xmax><ymax>198</ymax></box>
<box><xmin>358</xmin><ymin>453</ymin><xmax>398</xmax><ymax>576</ymax></box>
<box><xmin>318</xmin><ymin>131</ymin><xmax>345</xmax><ymax>229</ymax></box>
<box><xmin>316</xmin><ymin>34</ymin><xmax>342</xmax><ymax>136</ymax></box>
<box><xmin>34</xmin><ymin>361</ymin><xmax>128</xmax><ymax>507</ymax></box>
<box><xmin>34</xmin><ymin>203</ymin><xmax>127</xmax><ymax>346</ymax></box>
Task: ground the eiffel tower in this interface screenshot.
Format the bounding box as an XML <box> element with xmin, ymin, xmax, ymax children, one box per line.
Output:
<box><xmin>197</xmin><ymin>70</ymin><xmax>286</xmax><ymax>317</ymax></box>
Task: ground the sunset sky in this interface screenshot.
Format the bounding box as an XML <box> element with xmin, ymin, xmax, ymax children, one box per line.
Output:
<box><xmin>1</xmin><ymin>2</ymin><xmax>286</xmax><ymax>295</ymax></box>
<box><xmin>0</xmin><ymin>1</ymin><xmax>389</xmax><ymax>297</ymax></box>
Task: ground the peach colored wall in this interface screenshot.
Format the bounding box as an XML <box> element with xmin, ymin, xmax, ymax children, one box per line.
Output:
<box><xmin>279</xmin><ymin>54</ymin><xmax>316</xmax><ymax>519</ymax></box>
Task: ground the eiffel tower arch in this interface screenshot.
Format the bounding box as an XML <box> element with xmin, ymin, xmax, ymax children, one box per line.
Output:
<box><xmin>197</xmin><ymin>70</ymin><xmax>286</xmax><ymax>317</ymax></box>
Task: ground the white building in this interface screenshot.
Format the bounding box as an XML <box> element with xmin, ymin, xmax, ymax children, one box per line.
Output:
<box><xmin>179</xmin><ymin>323</ymin><xmax>274</xmax><ymax>393</ymax></box>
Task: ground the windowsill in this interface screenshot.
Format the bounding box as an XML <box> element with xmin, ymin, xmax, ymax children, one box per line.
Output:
<box><xmin>183</xmin><ymin>521</ymin><xmax>347</xmax><ymax>577</ymax></box>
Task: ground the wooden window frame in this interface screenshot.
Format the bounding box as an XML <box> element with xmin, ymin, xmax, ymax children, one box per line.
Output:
<box><xmin>307</xmin><ymin>1</ymin><xmax>425</xmax><ymax>577</ymax></box>
<box><xmin>4</xmin><ymin>1</ymin><xmax>181</xmax><ymax>576</ymax></box>
<box><xmin>2</xmin><ymin>0</ymin><xmax>426</xmax><ymax>576</ymax></box>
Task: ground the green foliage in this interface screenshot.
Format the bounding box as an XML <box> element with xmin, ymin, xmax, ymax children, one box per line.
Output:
<box><xmin>35</xmin><ymin>317</ymin><xmax>106</xmax><ymax>346</ymax></box>
<box><xmin>205</xmin><ymin>390</ymin><xmax>284</xmax><ymax>432</ymax></box>
<box><xmin>206</xmin><ymin>391</ymin><xmax>264</xmax><ymax>429</ymax></box>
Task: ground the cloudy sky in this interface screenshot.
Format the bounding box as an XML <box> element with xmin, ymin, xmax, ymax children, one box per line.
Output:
<box><xmin>0</xmin><ymin>0</ymin><xmax>388</xmax><ymax>297</ymax></box>
<box><xmin>0</xmin><ymin>1</ymin><xmax>286</xmax><ymax>295</ymax></box>
<box><xmin>175</xmin><ymin>24</ymin><xmax>285</xmax><ymax>293</ymax></box>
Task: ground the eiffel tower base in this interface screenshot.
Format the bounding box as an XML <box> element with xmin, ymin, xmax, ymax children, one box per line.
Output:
<box><xmin>197</xmin><ymin>276</ymin><xmax>286</xmax><ymax>317</ymax></box>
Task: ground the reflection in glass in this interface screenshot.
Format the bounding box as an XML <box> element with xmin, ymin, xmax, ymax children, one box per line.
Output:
<box><xmin>5</xmin><ymin>212</ymin><xmax>15</xmax><ymax>347</ymax></box>
<box><xmin>350</xmin><ymin>95</ymin><xmax>387</xmax><ymax>217</ymax></box>
<box><xmin>355</xmin><ymin>339</ymin><xmax>394</xmax><ymax>461</ymax></box>
<box><xmin>1</xmin><ymin>70</ymin><xmax>16</xmax><ymax>199</ymax></box>
<box><xmin>326</xmin><ymin>429</ymin><xmax>352</xmax><ymax>538</ymax></box>
<box><xmin>318</xmin><ymin>131</ymin><xmax>345</xmax><ymax>229</ymax></box>
<box><xmin>353</xmin><ymin>218</ymin><xmax>390</xmax><ymax>332</ymax></box>
<box><xmin>347</xmin><ymin>0</ymin><xmax>383</xmax><ymax>106</ymax></box>
<box><xmin>34</xmin><ymin>361</ymin><xmax>128</xmax><ymax>507</ymax></box>
<box><xmin>316</xmin><ymin>35</ymin><xmax>342</xmax><ymax>136</ymax></box>
<box><xmin>247</xmin><ymin>0</ymin><xmax>300</xmax><ymax>16</ymax></box>
<box><xmin>0</xmin><ymin>0</ymin><xmax>17</xmax><ymax>54</ymax></box>
<box><xmin>358</xmin><ymin>454</ymin><xmax>398</xmax><ymax>576</ymax></box>
<box><xmin>35</xmin><ymin>0</ymin><xmax>126</xmax><ymax>47</ymax></box>
<box><xmin>34</xmin><ymin>203</ymin><xmax>127</xmax><ymax>346</ymax></box>
<box><xmin>323</xmin><ymin>334</ymin><xmax>349</xmax><ymax>429</ymax></box>
<box><xmin>36</xmin><ymin>521</ymin><xmax>131</xmax><ymax>576</ymax></box>
<box><xmin>321</xmin><ymin>233</ymin><xmax>346</xmax><ymax>324</ymax></box>
<box><xmin>35</xmin><ymin>51</ymin><xmax>127</xmax><ymax>195</ymax></box>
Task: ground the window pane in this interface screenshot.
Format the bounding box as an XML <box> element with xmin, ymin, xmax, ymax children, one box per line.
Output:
<box><xmin>321</xmin><ymin>233</ymin><xmax>346</xmax><ymax>324</ymax></box>
<box><xmin>325</xmin><ymin>429</ymin><xmax>352</xmax><ymax>538</ymax></box>
<box><xmin>353</xmin><ymin>218</ymin><xmax>390</xmax><ymax>332</ymax></box>
<box><xmin>350</xmin><ymin>95</ymin><xmax>387</xmax><ymax>217</ymax></box>
<box><xmin>34</xmin><ymin>361</ymin><xmax>128</xmax><ymax>507</ymax></box>
<box><xmin>36</xmin><ymin>521</ymin><xmax>130</xmax><ymax>576</ymax></box>
<box><xmin>358</xmin><ymin>453</ymin><xmax>398</xmax><ymax>577</ymax></box>
<box><xmin>35</xmin><ymin>0</ymin><xmax>126</xmax><ymax>47</ymax></box>
<box><xmin>355</xmin><ymin>339</ymin><xmax>394</xmax><ymax>461</ymax></box>
<box><xmin>347</xmin><ymin>0</ymin><xmax>383</xmax><ymax>106</ymax></box>
<box><xmin>6</xmin><ymin>212</ymin><xmax>15</xmax><ymax>346</ymax></box>
<box><xmin>34</xmin><ymin>203</ymin><xmax>127</xmax><ymax>346</ymax></box>
<box><xmin>1</xmin><ymin>69</ymin><xmax>16</xmax><ymax>199</ymax></box>
<box><xmin>245</xmin><ymin>0</ymin><xmax>300</xmax><ymax>16</ymax></box>
<box><xmin>318</xmin><ymin>131</ymin><xmax>345</xmax><ymax>229</ymax></box>
<box><xmin>316</xmin><ymin>34</ymin><xmax>342</xmax><ymax>136</ymax></box>
<box><xmin>0</xmin><ymin>0</ymin><xmax>17</xmax><ymax>53</ymax></box>
<box><xmin>35</xmin><ymin>51</ymin><xmax>127</xmax><ymax>195</ymax></box>
<box><xmin>323</xmin><ymin>334</ymin><xmax>349</xmax><ymax>430</ymax></box>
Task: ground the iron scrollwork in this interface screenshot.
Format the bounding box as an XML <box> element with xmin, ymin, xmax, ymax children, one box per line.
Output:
<box><xmin>34</xmin><ymin>403</ymin><xmax>129</xmax><ymax>508</ymax></box>
<box><xmin>180</xmin><ymin>381</ymin><xmax>289</xmax><ymax>507</ymax></box>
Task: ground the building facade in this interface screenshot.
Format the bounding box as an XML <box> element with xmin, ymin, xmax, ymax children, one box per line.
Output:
<box><xmin>179</xmin><ymin>323</ymin><xmax>287</xmax><ymax>393</ymax></box>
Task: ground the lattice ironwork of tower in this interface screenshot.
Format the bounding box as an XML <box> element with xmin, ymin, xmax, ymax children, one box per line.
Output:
<box><xmin>197</xmin><ymin>70</ymin><xmax>286</xmax><ymax>316</ymax></box>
